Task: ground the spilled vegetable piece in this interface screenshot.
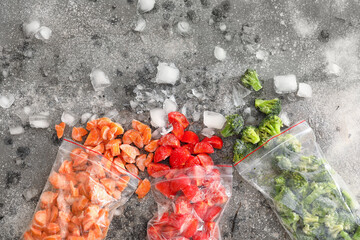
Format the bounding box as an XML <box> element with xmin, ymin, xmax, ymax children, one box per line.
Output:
<box><xmin>147</xmin><ymin>166</ymin><xmax>233</xmax><ymax>240</ymax></box>
<box><xmin>23</xmin><ymin>140</ymin><xmax>139</xmax><ymax>240</ymax></box>
<box><xmin>235</xmin><ymin>121</ymin><xmax>360</xmax><ymax>240</ymax></box>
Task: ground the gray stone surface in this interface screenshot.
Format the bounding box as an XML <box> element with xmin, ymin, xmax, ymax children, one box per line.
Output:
<box><xmin>0</xmin><ymin>0</ymin><xmax>360</xmax><ymax>239</ymax></box>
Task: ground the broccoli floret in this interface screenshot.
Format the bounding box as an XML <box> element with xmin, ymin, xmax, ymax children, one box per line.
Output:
<box><xmin>255</xmin><ymin>98</ymin><xmax>281</xmax><ymax>115</ymax></box>
<box><xmin>297</xmin><ymin>155</ymin><xmax>324</xmax><ymax>172</ymax></box>
<box><xmin>274</xmin><ymin>186</ymin><xmax>299</xmax><ymax>211</ymax></box>
<box><xmin>272</xmin><ymin>155</ymin><xmax>292</xmax><ymax>171</ymax></box>
<box><xmin>241</xmin><ymin>126</ymin><xmax>260</xmax><ymax>144</ymax></box>
<box><xmin>324</xmin><ymin>212</ymin><xmax>339</xmax><ymax>228</ymax></box>
<box><xmin>287</xmin><ymin>172</ymin><xmax>309</xmax><ymax>197</ymax></box>
<box><xmin>303</xmin><ymin>223</ymin><xmax>320</xmax><ymax>236</ymax></box>
<box><xmin>328</xmin><ymin>224</ymin><xmax>344</xmax><ymax>238</ymax></box>
<box><xmin>277</xmin><ymin>134</ymin><xmax>302</xmax><ymax>153</ymax></box>
<box><xmin>338</xmin><ymin>211</ymin><xmax>358</xmax><ymax>232</ymax></box>
<box><xmin>303</xmin><ymin>211</ymin><xmax>319</xmax><ymax>225</ymax></box>
<box><xmin>221</xmin><ymin>114</ymin><xmax>244</xmax><ymax>137</ymax></box>
<box><xmin>342</xmin><ymin>190</ymin><xmax>356</xmax><ymax>211</ymax></box>
<box><xmin>282</xmin><ymin>211</ymin><xmax>300</xmax><ymax>232</ymax></box>
<box><xmin>274</xmin><ymin>174</ymin><xmax>287</xmax><ymax>193</ymax></box>
<box><xmin>353</xmin><ymin>226</ymin><xmax>360</xmax><ymax>240</ymax></box>
<box><xmin>311</xmin><ymin>197</ymin><xmax>337</xmax><ymax>216</ymax></box>
<box><xmin>340</xmin><ymin>231</ymin><xmax>353</xmax><ymax>240</ymax></box>
<box><xmin>258</xmin><ymin>115</ymin><xmax>283</xmax><ymax>137</ymax></box>
<box><xmin>240</xmin><ymin>69</ymin><xmax>262</xmax><ymax>91</ymax></box>
<box><xmin>233</xmin><ymin>139</ymin><xmax>255</xmax><ymax>163</ymax></box>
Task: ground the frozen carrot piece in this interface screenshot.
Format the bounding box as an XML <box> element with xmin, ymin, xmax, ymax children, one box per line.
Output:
<box><xmin>43</xmin><ymin>235</ymin><xmax>61</xmax><ymax>240</ymax></box>
<box><xmin>40</xmin><ymin>191</ymin><xmax>58</xmax><ymax>209</ymax></box>
<box><xmin>109</xmin><ymin>122</ymin><xmax>124</xmax><ymax>135</ymax></box>
<box><xmin>58</xmin><ymin>160</ymin><xmax>73</xmax><ymax>175</ymax></box>
<box><xmin>82</xmin><ymin>216</ymin><xmax>96</xmax><ymax>232</ymax></box>
<box><xmin>46</xmin><ymin>223</ymin><xmax>60</xmax><ymax>235</ymax></box>
<box><xmin>84</xmin><ymin>128</ymin><xmax>102</xmax><ymax>147</ymax></box>
<box><xmin>105</xmin><ymin>139</ymin><xmax>121</xmax><ymax>157</ymax></box>
<box><xmin>86</xmin><ymin>119</ymin><xmax>98</xmax><ymax>131</ymax></box>
<box><xmin>113</xmin><ymin>189</ymin><xmax>122</xmax><ymax>199</ymax></box>
<box><xmin>30</xmin><ymin>225</ymin><xmax>42</xmax><ymax>237</ymax></box>
<box><xmin>100</xmin><ymin>157</ymin><xmax>112</xmax><ymax>171</ymax></box>
<box><xmin>72</xmin><ymin>127</ymin><xmax>88</xmax><ymax>142</ymax></box>
<box><xmin>144</xmin><ymin>140</ymin><xmax>159</xmax><ymax>153</ymax></box>
<box><xmin>72</xmin><ymin>195</ymin><xmax>89</xmax><ymax>214</ymax></box>
<box><xmin>123</xmin><ymin>129</ymin><xmax>143</xmax><ymax>148</ymax></box>
<box><xmin>121</xmin><ymin>151</ymin><xmax>135</xmax><ymax>164</ymax></box>
<box><xmin>70</xmin><ymin>215</ymin><xmax>83</xmax><ymax>226</ymax></box>
<box><xmin>34</xmin><ymin>210</ymin><xmax>48</xmax><ymax>227</ymax></box>
<box><xmin>69</xmin><ymin>181</ymin><xmax>79</xmax><ymax>197</ymax></box>
<box><xmin>68</xmin><ymin>222</ymin><xmax>81</xmax><ymax>236</ymax></box>
<box><xmin>70</xmin><ymin>148</ymin><xmax>88</xmax><ymax>167</ymax></box>
<box><xmin>49</xmin><ymin>172</ymin><xmax>68</xmax><ymax>190</ymax></box>
<box><xmin>142</xmin><ymin>127</ymin><xmax>152</xmax><ymax>145</ymax></box>
<box><xmin>100</xmin><ymin>178</ymin><xmax>116</xmax><ymax>195</ymax></box>
<box><xmin>135</xmin><ymin>178</ymin><xmax>151</xmax><ymax>199</ymax></box>
<box><xmin>92</xmin><ymin>223</ymin><xmax>103</xmax><ymax>238</ymax></box>
<box><xmin>100</xmin><ymin>126</ymin><xmax>110</xmax><ymax>140</ymax></box>
<box><xmin>111</xmin><ymin>158</ymin><xmax>126</xmax><ymax>176</ymax></box>
<box><xmin>132</xmin><ymin>120</ymin><xmax>152</xmax><ymax>144</ymax></box>
<box><xmin>89</xmin><ymin>143</ymin><xmax>105</xmax><ymax>155</ymax></box>
<box><xmin>85</xmin><ymin>205</ymin><xmax>100</xmax><ymax>219</ymax></box>
<box><xmin>116</xmin><ymin>176</ymin><xmax>130</xmax><ymax>192</ymax></box>
<box><xmin>132</xmin><ymin>120</ymin><xmax>147</xmax><ymax>132</ymax></box>
<box><xmin>23</xmin><ymin>231</ymin><xmax>34</xmax><ymax>240</ymax></box>
<box><xmin>75</xmin><ymin>172</ymin><xmax>90</xmax><ymax>184</ymax></box>
<box><xmin>55</xmin><ymin>122</ymin><xmax>66</xmax><ymax>139</ymax></box>
<box><xmin>67</xmin><ymin>236</ymin><xmax>85</xmax><ymax>240</ymax></box>
<box><xmin>144</xmin><ymin>153</ymin><xmax>153</xmax><ymax>168</ymax></box>
<box><xmin>103</xmin><ymin>150</ymin><xmax>113</xmax><ymax>161</ymax></box>
<box><xmin>49</xmin><ymin>206</ymin><xmax>58</xmax><ymax>223</ymax></box>
<box><xmin>135</xmin><ymin>154</ymin><xmax>147</xmax><ymax>172</ymax></box>
<box><xmin>125</xmin><ymin>163</ymin><xmax>139</xmax><ymax>176</ymax></box>
<box><xmin>97</xmin><ymin>117</ymin><xmax>112</xmax><ymax>129</ymax></box>
<box><xmin>88</xmin><ymin>183</ymin><xmax>113</xmax><ymax>206</ymax></box>
<box><xmin>86</xmin><ymin>163</ymin><xmax>106</xmax><ymax>179</ymax></box>
<box><xmin>120</xmin><ymin>144</ymin><xmax>140</xmax><ymax>160</ymax></box>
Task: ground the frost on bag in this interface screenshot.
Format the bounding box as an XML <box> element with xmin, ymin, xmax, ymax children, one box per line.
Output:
<box><xmin>147</xmin><ymin>166</ymin><xmax>232</xmax><ymax>240</ymax></box>
<box><xmin>235</xmin><ymin>121</ymin><xmax>360</xmax><ymax>240</ymax></box>
<box><xmin>23</xmin><ymin>139</ymin><xmax>139</xmax><ymax>240</ymax></box>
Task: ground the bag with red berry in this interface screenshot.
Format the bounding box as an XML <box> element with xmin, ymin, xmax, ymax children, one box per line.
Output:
<box><xmin>147</xmin><ymin>165</ymin><xmax>233</xmax><ymax>240</ymax></box>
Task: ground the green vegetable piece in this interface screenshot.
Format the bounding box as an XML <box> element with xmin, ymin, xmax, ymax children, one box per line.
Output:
<box><xmin>255</xmin><ymin>98</ymin><xmax>281</xmax><ymax>115</ymax></box>
<box><xmin>241</xmin><ymin>126</ymin><xmax>260</xmax><ymax>144</ymax></box>
<box><xmin>304</xmin><ymin>183</ymin><xmax>327</xmax><ymax>205</ymax></box>
<box><xmin>258</xmin><ymin>114</ymin><xmax>283</xmax><ymax>137</ymax></box>
<box><xmin>240</xmin><ymin>69</ymin><xmax>262</xmax><ymax>91</ymax></box>
<box><xmin>340</xmin><ymin>231</ymin><xmax>353</xmax><ymax>240</ymax></box>
<box><xmin>221</xmin><ymin>114</ymin><xmax>244</xmax><ymax>137</ymax></box>
<box><xmin>274</xmin><ymin>187</ymin><xmax>299</xmax><ymax>211</ymax></box>
<box><xmin>233</xmin><ymin>139</ymin><xmax>255</xmax><ymax>163</ymax></box>
<box><xmin>353</xmin><ymin>226</ymin><xmax>360</xmax><ymax>240</ymax></box>
<box><xmin>328</xmin><ymin>224</ymin><xmax>344</xmax><ymax>238</ymax></box>
<box><xmin>303</xmin><ymin>211</ymin><xmax>319</xmax><ymax>225</ymax></box>
<box><xmin>277</xmin><ymin>134</ymin><xmax>302</xmax><ymax>153</ymax></box>
<box><xmin>342</xmin><ymin>190</ymin><xmax>356</xmax><ymax>210</ymax></box>
<box><xmin>272</xmin><ymin>155</ymin><xmax>292</xmax><ymax>171</ymax></box>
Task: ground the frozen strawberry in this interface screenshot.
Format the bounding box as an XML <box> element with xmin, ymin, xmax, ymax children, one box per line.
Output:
<box><xmin>187</xmin><ymin>165</ymin><xmax>206</xmax><ymax>186</ymax></box>
<box><xmin>154</xmin><ymin>146</ymin><xmax>172</xmax><ymax>163</ymax></box>
<box><xmin>201</xmin><ymin>136</ymin><xmax>223</xmax><ymax>149</ymax></box>
<box><xmin>169</xmin><ymin>147</ymin><xmax>191</xmax><ymax>168</ymax></box>
<box><xmin>203</xmin><ymin>206</ymin><xmax>222</xmax><ymax>222</ymax></box>
<box><xmin>147</xmin><ymin>163</ymin><xmax>170</xmax><ymax>178</ymax></box>
<box><xmin>170</xmin><ymin>174</ymin><xmax>191</xmax><ymax>193</ymax></box>
<box><xmin>161</xmin><ymin>225</ymin><xmax>178</xmax><ymax>239</ymax></box>
<box><xmin>158</xmin><ymin>133</ymin><xmax>180</xmax><ymax>148</ymax></box>
<box><xmin>174</xmin><ymin>196</ymin><xmax>192</xmax><ymax>214</ymax></box>
<box><xmin>172</xmin><ymin>121</ymin><xmax>184</xmax><ymax>140</ymax></box>
<box><xmin>147</xmin><ymin>226</ymin><xmax>162</xmax><ymax>240</ymax></box>
<box><xmin>184</xmin><ymin>155</ymin><xmax>201</xmax><ymax>168</ymax></box>
<box><xmin>168</xmin><ymin>112</ymin><xmax>189</xmax><ymax>128</ymax></box>
<box><xmin>193</xmin><ymin>201</ymin><xmax>208</xmax><ymax>220</ymax></box>
<box><xmin>192</xmin><ymin>231</ymin><xmax>210</xmax><ymax>240</ymax></box>
<box><xmin>204</xmin><ymin>222</ymin><xmax>220</xmax><ymax>238</ymax></box>
<box><xmin>194</xmin><ymin>142</ymin><xmax>214</xmax><ymax>154</ymax></box>
<box><xmin>168</xmin><ymin>213</ymin><xmax>190</xmax><ymax>230</ymax></box>
<box><xmin>182</xmin><ymin>143</ymin><xmax>195</xmax><ymax>155</ymax></box>
<box><xmin>181</xmin><ymin>131</ymin><xmax>199</xmax><ymax>144</ymax></box>
<box><xmin>182</xmin><ymin>185</ymin><xmax>202</xmax><ymax>202</ymax></box>
<box><xmin>197</xmin><ymin>154</ymin><xmax>214</xmax><ymax>169</ymax></box>
<box><xmin>182</xmin><ymin>218</ymin><xmax>199</xmax><ymax>238</ymax></box>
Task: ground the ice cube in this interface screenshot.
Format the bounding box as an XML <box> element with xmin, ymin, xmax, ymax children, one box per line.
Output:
<box><xmin>81</xmin><ymin>112</ymin><xmax>92</xmax><ymax>124</ymax></box>
<box><xmin>9</xmin><ymin>126</ymin><xmax>25</xmax><ymax>135</ymax></box>
<box><xmin>155</xmin><ymin>62</ymin><xmax>180</xmax><ymax>85</ymax></box>
<box><xmin>90</xmin><ymin>69</ymin><xmax>111</xmax><ymax>91</ymax></box>
<box><xmin>203</xmin><ymin>111</ymin><xmax>226</xmax><ymax>129</ymax></box>
<box><xmin>181</xmin><ymin>106</ymin><xmax>187</xmax><ymax>117</ymax></box>
<box><xmin>133</xmin><ymin>17</ymin><xmax>146</xmax><ymax>32</ymax></box>
<box><xmin>150</xmin><ymin>108</ymin><xmax>167</xmax><ymax>128</ymax></box>
<box><xmin>232</xmin><ymin>84</ymin><xmax>251</xmax><ymax>107</ymax></box>
<box><xmin>161</xmin><ymin>125</ymin><xmax>173</xmax><ymax>135</ymax></box>
<box><xmin>138</xmin><ymin>0</ymin><xmax>155</xmax><ymax>12</ymax></box>
<box><xmin>61</xmin><ymin>112</ymin><xmax>78</xmax><ymax>126</ymax></box>
<box><xmin>34</xmin><ymin>26</ymin><xmax>52</xmax><ymax>40</ymax></box>
<box><xmin>163</xmin><ymin>99</ymin><xmax>178</xmax><ymax>114</ymax></box>
<box><xmin>326</xmin><ymin>63</ymin><xmax>342</xmax><ymax>76</ymax></box>
<box><xmin>201</xmin><ymin>128</ymin><xmax>215</xmax><ymax>137</ymax></box>
<box><xmin>29</xmin><ymin>113</ymin><xmax>50</xmax><ymax>128</ymax></box>
<box><xmin>214</xmin><ymin>46</ymin><xmax>226</xmax><ymax>61</ymax></box>
<box><xmin>151</xmin><ymin>128</ymin><xmax>162</xmax><ymax>140</ymax></box>
<box><xmin>273</xmin><ymin>74</ymin><xmax>297</xmax><ymax>94</ymax></box>
<box><xmin>0</xmin><ymin>94</ymin><xmax>15</xmax><ymax>108</ymax></box>
<box><xmin>279</xmin><ymin>112</ymin><xmax>291</xmax><ymax>127</ymax></box>
<box><xmin>192</xmin><ymin>111</ymin><xmax>201</xmax><ymax>122</ymax></box>
<box><xmin>23</xmin><ymin>20</ymin><xmax>41</xmax><ymax>37</ymax></box>
<box><xmin>104</xmin><ymin>109</ymin><xmax>119</xmax><ymax>120</ymax></box>
<box><xmin>297</xmin><ymin>83</ymin><xmax>312</xmax><ymax>98</ymax></box>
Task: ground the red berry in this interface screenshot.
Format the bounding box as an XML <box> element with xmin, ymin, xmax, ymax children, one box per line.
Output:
<box><xmin>186</xmin><ymin>165</ymin><xmax>206</xmax><ymax>186</ymax></box>
<box><xmin>174</xmin><ymin>196</ymin><xmax>192</xmax><ymax>214</ymax></box>
<box><xmin>203</xmin><ymin>205</ymin><xmax>222</xmax><ymax>222</ymax></box>
<box><xmin>194</xmin><ymin>142</ymin><xmax>214</xmax><ymax>154</ymax></box>
<box><xmin>154</xmin><ymin>146</ymin><xmax>172</xmax><ymax>163</ymax></box>
<box><xmin>182</xmin><ymin>185</ymin><xmax>202</xmax><ymax>202</ymax></box>
<box><xmin>192</xmin><ymin>231</ymin><xmax>209</xmax><ymax>240</ymax></box>
<box><xmin>184</xmin><ymin>155</ymin><xmax>201</xmax><ymax>168</ymax></box>
<box><xmin>147</xmin><ymin>163</ymin><xmax>170</xmax><ymax>178</ymax></box>
<box><xmin>172</xmin><ymin>121</ymin><xmax>185</xmax><ymax>140</ymax></box>
<box><xmin>170</xmin><ymin>173</ymin><xmax>191</xmax><ymax>193</ymax></box>
<box><xmin>197</xmin><ymin>154</ymin><xmax>214</xmax><ymax>169</ymax></box>
<box><xmin>193</xmin><ymin>201</ymin><xmax>208</xmax><ymax>220</ymax></box>
<box><xmin>182</xmin><ymin>218</ymin><xmax>199</xmax><ymax>238</ymax></box>
<box><xmin>182</xmin><ymin>143</ymin><xmax>195</xmax><ymax>154</ymax></box>
<box><xmin>158</xmin><ymin>133</ymin><xmax>181</xmax><ymax>148</ymax></box>
<box><xmin>201</xmin><ymin>136</ymin><xmax>223</xmax><ymax>149</ymax></box>
<box><xmin>155</xmin><ymin>181</ymin><xmax>175</xmax><ymax>199</ymax></box>
<box><xmin>181</xmin><ymin>131</ymin><xmax>199</xmax><ymax>144</ymax></box>
<box><xmin>168</xmin><ymin>112</ymin><xmax>189</xmax><ymax>128</ymax></box>
<box><xmin>204</xmin><ymin>222</ymin><xmax>220</xmax><ymax>239</ymax></box>
<box><xmin>169</xmin><ymin>147</ymin><xmax>191</xmax><ymax>168</ymax></box>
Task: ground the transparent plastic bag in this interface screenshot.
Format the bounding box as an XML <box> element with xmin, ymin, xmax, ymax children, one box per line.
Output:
<box><xmin>147</xmin><ymin>165</ymin><xmax>233</xmax><ymax>240</ymax></box>
<box><xmin>235</xmin><ymin>120</ymin><xmax>360</xmax><ymax>240</ymax></box>
<box><xmin>23</xmin><ymin>139</ymin><xmax>139</xmax><ymax>240</ymax></box>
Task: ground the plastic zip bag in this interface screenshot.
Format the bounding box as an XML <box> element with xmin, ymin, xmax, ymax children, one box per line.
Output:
<box><xmin>23</xmin><ymin>139</ymin><xmax>139</xmax><ymax>240</ymax></box>
<box><xmin>235</xmin><ymin>120</ymin><xmax>360</xmax><ymax>240</ymax></box>
<box><xmin>147</xmin><ymin>165</ymin><xmax>233</xmax><ymax>240</ymax></box>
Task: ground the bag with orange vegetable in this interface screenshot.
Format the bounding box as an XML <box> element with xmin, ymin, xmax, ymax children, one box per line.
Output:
<box><xmin>147</xmin><ymin>165</ymin><xmax>233</xmax><ymax>240</ymax></box>
<box><xmin>23</xmin><ymin>139</ymin><xmax>139</xmax><ymax>240</ymax></box>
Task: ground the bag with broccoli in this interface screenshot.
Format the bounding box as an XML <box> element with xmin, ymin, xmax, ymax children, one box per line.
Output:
<box><xmin>235</xmin><ymin>121</ymin><xmax>360</xmax><ymax>240</ymax></box>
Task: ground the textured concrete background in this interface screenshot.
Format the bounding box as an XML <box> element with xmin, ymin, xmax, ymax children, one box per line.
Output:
<box><xmin>0</xmin><ymin>0</ymin><xmax>360</xmax><ymax>239</ymax></box>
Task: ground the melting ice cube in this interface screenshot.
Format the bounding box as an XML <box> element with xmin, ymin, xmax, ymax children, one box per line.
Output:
<box><xmin>274</xmin><ymin>74</ymin><xmax>297</xmax><ymax>94</ymax></box>
<box><xmin>156</xmin><ymin>63</ymin><xmax>180</xmax><ymax>85</ymax></box>
<box><xmin>203</xmin><ymin>111</ymin><xmax>226</xmax><ymax>129</ymax></box>
<box><xmin>35</xmin><ymin>26</ymin><xmax>52</xmax><ymax>40</ymax></box>
<box><xmin>297</xmin><ymin>83</ymin><xmax>312</xmax><ymax>98</ymax></box>
<box><xmin>29</xmin><ymin>112</ymin><xmax>50</xmax><ymax>128</ymax></box>
<box><xmin>61</xmin><ymin>112</ymin><xmax>78</xmax><ymax>126</ymax></box>
<box><xmin>9</xmin><ymin>126</ymin><xmax>25</xmax><ymax>135</ymax></box>
<box><xmin>150</xmin><ymin>108</ymin><xmax>167</xmax><ymax>128</ymax></box>
<box><xmin>90</xmin><ymin>69</ymin><xmax>111</xmax><ymax>91</ymax></box>
<box><xmin>0</xmin><ymin>94</ymin><xmax>15</xmax><ymax>108</ymax></box>
<box><xmin>163</xmin><ymin>99</ymin><xmax>178</xmax><ymax>114</ymax></box>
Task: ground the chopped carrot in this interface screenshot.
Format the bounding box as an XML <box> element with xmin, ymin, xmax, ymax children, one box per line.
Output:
<box><xmin>46</xmin><ymin>223</ymin><xmax>60</xmax><ymax>235</ymax></box>
<box><xmin>142</xmin><ymin>127</ymin><xmax>152</xmax><ymax>145</ymax></box>
<box><xmin>86</xmin><ymin>120</ymin><xmax>98</xmax><ymax>131</ymax></box>
<box><xmin>40</xmin><ymin>191</ymin><xmax>58</xmax><ymax>209</ymax></box>
<box><xmin>23</xmin><ymin>231</ymin><xmax>34</xmax><ymax>240</ymax></box>
<box><xmin>70</xmin><ymin>181</ymin><xmax>79</xmax><ymax>197</ymax></box>
<box><xmin>100</xmin><ymin>178</ymin><xmax>116</xmax><ymax>195</ymax></box>
<box><xmin>135</xmin><ymin>154</ymin><xmax>147</xmax><ymax>172</ymax></box>
<box><xmin>55</xmin><ymin>122</ymin><xmax>66</xmax><ymax>139</ymax></box>
<box><xmin>135</xmin><ymin>178</ymin><xmax>151</xmax><ymax>199</ymax></box>
<box><xmin>58</xmin><ymin>160</ymin><xmax>73</xmax><ymax>175</ymax></box>
<box><xmin>103</xmin><ymin>150</ymin><xmax>113</xmax><ymax>161</ymax></box>
<box><xmin>86</xmin><ymin>163</ymin><xmax>106</xmax><ymax>179</ymax></box>
<box><xmin>82</xmin><ymin>216</ymin><xmax>95</xmax><ymax>232</ymax></box>
<box><xmin>30</xmin><ymin>225</ymin><xmax>42</xmax><ymax>237</ymax></box>
<box><xmin>116</xmin><ymin>176</ymin><xmax>130</xmax><ymax>192</ymax></box>
<box><xmin>100</xmin><ymin>157</ymin><xmax>112</xmax><ymax>171</ymax></box>
<box><xmin>70</xmin><ymin>215</ymin><xmax>83</xmax><ymax>226</ymax></box>
<box><xmin>84</xmin><ymin>128</ymin><xmax>102</xmax><ymax>147</ymax></box>
<box><xmin>120</xmin><ymin>144</ymin><xmax>140</xmax><ymax>160</ymax></box>
<box><xmin>96</xmin><ymin>117</ymin><xmax>112</xmax><ymax>129</ymax></box>
<box><xmin>85</xmin><ymin>205</ymin><xmax>100</xmax><ymax>219</ymax></box>
<box><xmin>144</xmin><ymin>140</ymin><xmax>159</xmax><ymax>153</ymax></box>
<box><xmin>49</xmin><ymin>206</ymin><xmax>58</xmax><ymax>223</ymax></box>
<box><xmin>89</xmin><ymin>143</ymin><xmax>105</xmax><ymax>155</ymax></box>
<box><xmin>67</xmin><ymin>236</ymin><xmax>85</xmax><ymax>240</ymax></box>
<box><xmin>123</xmin><ymin>129</ymin><xmax>143</xmax><ymax>148</ymax></box>
<box><xmin>109</xmin><ymin>122</ymin><xmax>124</xmax><ymax>135</ymax></box>
<box><xmin>68</xmin><ymin>222</ymin><xmax>81</xmax><ymax>236</ymax></box>
<box><xmin>121</xmin><ymin>151</ymin><xmax>135</xmax><ymax>164</ymax></box>
<box><xmin>93</xmin><ymin>223</ymin><xmax>103</xmax><ymax>238</ymax></box>
<box><xmin>43</xmin><ymin>235</ymin><xmax>61</xmax><ymax>240</ymax></box>
<box><xmin>105</xmin><ymin>139</ymin><xmax>121</xmax><ymax>157</ymax></box>
<box><xmin>132</xmin><ymin>120</ymin><xmax>148</xmax><ymax>132</ymax></box>
<box><xmin>49</xmin><ymin>172</ymin><xmax>68</xmax><ymax>190</ymax></box>
<box><xmin>34</xmin><ymin>210</ymin><xmax>48</xmax><ymax>227</ymax></box>
<box><xmin>88</xmin><ymin>183</ymin><xmax>113</xmax><ymax>206</ymax></box>
<box><xmin>113</xmin><ymin>190</ymin><xmax>122</xmax><ymax>199</ymax></box>
<box><xmin>75</xmin><ymin>172</ymin><xmax>90</xmax><ymax>184</ymax></box>
<box><xmin>70</xmin><ymin>148</ymin><xmax>88</xmax><ymax>167</ymax></box>
<box><xmin>111</xmin><ymin>159</ymin><xmax>126</xmax><ymax>176</ymax></box>
<box><xmin>125</xmin><ymin>163</ymin><xmax>139</xmax><ymax>176</ymax></box>
<box><xmin>132</xmin><ymin>120</ymin><xmax>151</xmax><ymax>144</ymax></box>
<box><xmin>100</xmin><ymin>126</ymin><xmax>110</xmax><ymax>140</ymax></box>
<box><xmin>144</xmin><ymin>153</ymin><xmax>153</xmax><ymax>167</ymax></box>
<box><xmin>72</xmin><ymin>196</ymin><xmax>89</xmax><ymax>214</ymax></box>
<box><xmin>72</xmin><ymin>127</ymin><xmax>88</xmax><ymax>142</ymax></box>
